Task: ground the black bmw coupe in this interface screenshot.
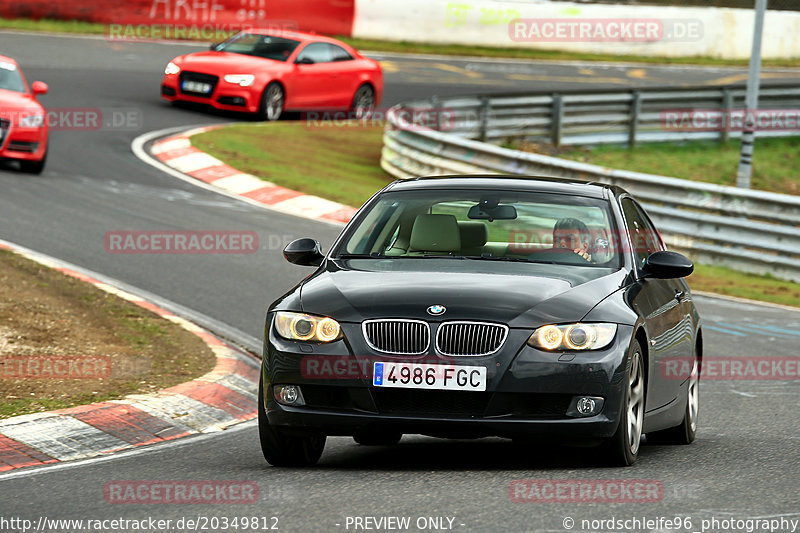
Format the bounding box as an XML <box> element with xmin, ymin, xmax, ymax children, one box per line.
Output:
<box><xmin>260</xmin><ymin>175</ymin><xmax>702</xmax><ymax>466</ymax></box>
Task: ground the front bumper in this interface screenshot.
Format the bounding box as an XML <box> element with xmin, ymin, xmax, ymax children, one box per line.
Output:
<box><xmin>161</xmin><ymin>74</ymin><xmax>260</xmax><ymax>114</ymax></box>
<box><xmin>0</xmin><ymin>122</ymin><xmax>47</xmax><ymax>162</ymax></box>
<box><xmin>262</xmin><ymin>321</ymin><xmax>634</xmax><ymax>440</ymax></box>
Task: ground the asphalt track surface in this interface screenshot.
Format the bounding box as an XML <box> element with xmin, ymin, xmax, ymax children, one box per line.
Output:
<box><xmin>1</xmin><ymin>32</ymin><xmax>799</xmax><ymax>532</ymax></box>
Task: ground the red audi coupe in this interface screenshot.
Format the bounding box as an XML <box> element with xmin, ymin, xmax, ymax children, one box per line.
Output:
<box><xmin>161</xmin><ymin>30</ymin><xmax>383</xmax><ymax>121</ymax></box>
<box><xmin>0</xmin><ymin>55</ymin><xmax>49</xmax><ymax>174</ymax></box>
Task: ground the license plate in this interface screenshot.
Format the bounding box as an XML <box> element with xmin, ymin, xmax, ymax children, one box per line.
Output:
<box><xmin>182</xmin><ymin>81</ymin><xmax>212</xmax><ymax>94</ymax></box>
<box><xmin>373</xmin><ymin>362</ymin><xmax>486</xmax><ymax>391</ymax></box>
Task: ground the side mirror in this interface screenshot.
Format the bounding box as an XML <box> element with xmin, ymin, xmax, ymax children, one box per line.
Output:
<box><xmin>283</xmin><ymin>238</ymin><xmax>324</xmax><ymax>266</ymax></box>
<box><xmin>642</xmin><ymin>250</ymin><xmax>694</xmax><ymax>279</ymax></box>
<box><xmin>295</xmin><ymin>57</ymin><xmax>315</xmax><ymax>65</ymax></box>
<box><xmin>31</xmin><ymin>81</ymin><xmax>48</xmax><ymax>96</ymax></box>
<box><xmin>210</xmin><ymin>42</ymin><xmax>219</xmax><ymax>51</ymax></box>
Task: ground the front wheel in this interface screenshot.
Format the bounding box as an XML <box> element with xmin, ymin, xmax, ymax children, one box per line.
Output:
<box><xmin>259</xmin><ymin>82</ymin><xmax>284</xmax><ymax>122</ymax></box>
<box><xmin>258</xmin><ymin>377</ymin><xmax>325</xmax><ymax>466</ymax></box>
<box><xmin>350</xmin><ymin>84</ymin><xmax>375</xmax><ymax>119</ymax></box>
<box><xmin>603</xmin><ymin>341</ymin><xmax>645</xmax><ymax>466</ymax></box>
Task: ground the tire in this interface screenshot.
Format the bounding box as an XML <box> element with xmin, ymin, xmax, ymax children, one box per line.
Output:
<box><xmin>257</xmin><ymin>377</ymin><xmax>325</xmax><ymax>466</ymax></box>
<box><xmin>647</xmin><ymin>349</ymin><xmax>698</xmax><ymax>445</ymax></box>
<box><xmin>259</xmin><ymin>82</ymin><xmax>284</xmax><ymax>122</ymax></box>
<box><xmin>350</xmin><ymin>84</ymin><xmax>375</xmax><ymax>119</ymax></box>
<box><xmin>19</xmin><ymin>150</ymin><xmax>47</xmax><ymax>174</ymax></box>
<box><xmin>353</xmin><ymin>430</ymin><xmax>402</xmax><ymax>446</ymax></box>
<box><xmin>603</xmin><ymin>341</ymin><xmax>645</xmax><ymax>466</ymax></box>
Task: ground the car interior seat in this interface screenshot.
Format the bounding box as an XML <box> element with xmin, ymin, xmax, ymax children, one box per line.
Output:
<box><xmin>407</xmin><ymin>214</ymin><xmax>461</xmax><ymax>255</ymax></box>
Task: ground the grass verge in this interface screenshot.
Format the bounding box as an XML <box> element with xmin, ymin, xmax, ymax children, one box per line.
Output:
<box><xmin>515</xmin><ymin>137</ymin><xmax>800</xmax><ymax>196</ymax></box>
<box><xmin>689</xmin><ymin>264</ymin><xmax>800</xmax><ymax>308</ymax></box>
<box><xmin>192</xmin><ymin>121</ymin><xmax>800</xmax><ymax>309</ymax></box>
<box><xmin>191</xmin><ymin>121</ymin><xmax>394</xmax><ymax>207</ymax></box>
<box><xmin>3</xmin><ymin>17</ymin><xmax>800</xmax><ymax>68</ymax></box>
<box><xmin>0</xmin><ymin>250</ymin><xmax>216</xmax><ymax>419</ymax></box>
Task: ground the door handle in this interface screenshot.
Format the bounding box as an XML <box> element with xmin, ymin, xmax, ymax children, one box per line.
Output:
<box><xmin>674</xmin><ymin>290</ymin><xmax>685</xmax><ymax>301</ymax></box>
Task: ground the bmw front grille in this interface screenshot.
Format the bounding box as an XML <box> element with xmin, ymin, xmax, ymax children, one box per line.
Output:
<box><xmin>436</xmin><ymin>321</ymin><xmax>508</xmax><ymax>356</ymax></box>
<box><xmin>362</xmin><ymin>319</ymin><xmax>430</xmax><ymax>355</ymax></box>
<box><xmin>363</xmin><ymin>319</ymin><xmax>508</xmax><ymax>356</ymax></box>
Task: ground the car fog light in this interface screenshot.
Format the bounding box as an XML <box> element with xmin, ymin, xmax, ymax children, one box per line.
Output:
<box><xmin>566</xmin><ymin>396</ymin><xmax>604</xmax><ymax>417</ymax></box>
<box><xmin>577</xmin><ymin>397</ymin><xmax>595</xmax><ymax>414</ymax></box>
<box><xmin>274</xmin><ymin>385</ymin><xmax>305</xmax><ymax>406</ymax></box>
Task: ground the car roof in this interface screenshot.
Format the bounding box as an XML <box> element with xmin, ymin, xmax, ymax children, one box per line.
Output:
<box><xmin>384</xmin><ymin>174</ymin><xmax>625</xmax><ymax>199</ymax></box>
<box><xmin>245</xmin><ymin>29</ymin><xmax>345</xmax><ymax>46</ymax></box>
<box><xmin>0</xmin><ymin>55</ymin><xmax>19</xmax><ymax>65</ymax></box>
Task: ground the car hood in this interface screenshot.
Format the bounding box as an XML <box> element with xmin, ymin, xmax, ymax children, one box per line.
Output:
<box><xmin>175</xmin><ymin>51</ymin><xmax>289</xmax><ymax>74</ymax></box>
<box><xmin>298</xmin><ymin>259</ymin><xmax>629</xmax><ymax>327</ymax></box>
<box><xmin>0</xmin><ymin>89</ymin><xmax>41</xmax><ymax>116</ymax></box>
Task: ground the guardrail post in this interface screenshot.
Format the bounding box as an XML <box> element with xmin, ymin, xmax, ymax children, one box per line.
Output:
<box><xmin>551</xmin><ymin>94</ymin><xmax>563</xmax><ymax>147</ymax></box>
<box><xmin>629</xmin><ymin>91</ymin><xmax>642</xmax><ymax>148</ymax></box>
<box><xmin>721</xmin><ymin>89</ymin><xmax>733</xmax><ymax>144</ymax></box>
<box><xmin>479</xmin><ymin>96</ymin><xmax>490</xmax><ymax>142</ymax></box>
<box><xmin>431</xmin><ymin>96</ymin><xmax>441</xmax><ymax>131</ymax></box>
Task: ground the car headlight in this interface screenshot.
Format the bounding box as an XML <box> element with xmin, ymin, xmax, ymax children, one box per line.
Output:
<box><xmin>528</xmin><ymin>323</ymin><xmax>617</xmax><ymax>351</ymax></box>
<box><xmin>274</xmin><ymin>312</ymin><xmax>342</xmax><ymax>343</ymax></box>
<box><xmin>20</xmin><ymin>114</ymin><xmax>44</xmax><ymax>128</ymax></box>
<box><xmin>223</xmin><ymin>74</ymin><xmax>255</xmax><ymax>87</ymax></box>
<box><xmin>164</xmin><ymin>62</ymin><xmax>180</xmax><ymax>75</ymax></box>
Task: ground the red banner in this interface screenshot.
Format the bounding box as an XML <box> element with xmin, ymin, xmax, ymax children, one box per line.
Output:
<box><xmin>0</xmin><ymin>0</ymin><xmax>355</xmax><ymax>36</ymax></box>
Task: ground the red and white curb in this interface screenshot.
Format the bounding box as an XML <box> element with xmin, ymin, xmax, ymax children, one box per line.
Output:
<box><xmin>148</xmin><ymin>126</ymin><xmax>358</xmax><ymax>224</ymax></box>
<box><xmin>0</xmin><ymin>241</ymin><xmax>260</xmax><ymax>472</ymax></box>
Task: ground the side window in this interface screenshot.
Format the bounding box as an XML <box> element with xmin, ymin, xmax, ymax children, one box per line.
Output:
<box><xmin>633</xmin><ymin>200</ymin><xmax>666</xmax><ymax>253</ymax></box>
<box><xmin>328</xmin><ymin>44</ymin><xmax>353</xmax><ymax>62</ymax></box>
<box><xmin>621</xmin><ymin>198</ymin><xmax>660</xmax><ymax>267</ymax></box>
<box><xmin>296</xmin><ymin>42</ymin><xmax>333</xmax><ymax>64</ymax></box>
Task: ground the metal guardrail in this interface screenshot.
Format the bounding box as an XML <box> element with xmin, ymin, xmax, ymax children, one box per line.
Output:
<box><xmin>405</xmin><ymin>84</ymin><xmax>800</xmax><ymax>146</ymax></box>
<box><xmin>380</xmin><ymin>85</ymin><xmax>800</xmax><ymax>282</ymax></box>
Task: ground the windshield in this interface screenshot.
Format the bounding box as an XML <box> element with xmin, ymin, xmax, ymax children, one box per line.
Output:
<box><xmin>215</xmin><ymin>32</ymin><xmax>301</xmax><ymax>61</ymax></box>
<box><xmin>0</xmin><ymin>61</ymin><xmax>25</xmax><ymax>93</ymax></box>
<box><xmin>335</xmin><ymin>189</ymin><xmax>622</xmax><ymax>268</ymax></box>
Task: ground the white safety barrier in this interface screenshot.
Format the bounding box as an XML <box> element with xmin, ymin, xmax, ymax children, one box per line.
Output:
<box><xmin>353</xmin><ymin>0</ymin><xmax>800</xmax><ymax>59</ymax></box>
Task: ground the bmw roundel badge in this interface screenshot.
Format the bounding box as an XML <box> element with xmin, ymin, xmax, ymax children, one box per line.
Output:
<box><xmin>427</xmin><ymin>305</ymin><xmax>446</xmax><ymax>316</ymax></box>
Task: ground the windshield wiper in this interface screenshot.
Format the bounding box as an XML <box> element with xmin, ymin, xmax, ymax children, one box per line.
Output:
<box><xmin>463</xmin><ymin>255</ymin><xmax>555</xmax><ymax>265</ymax></box>
<box><xmin>403</xmin><ymin>255</ymin><xmax>466</xmax><ymax>259</ymax></box>
<box><xmin>337</xmin><ymin>253</ymin><xmax>387</xmax><ymax>259</ymax></box>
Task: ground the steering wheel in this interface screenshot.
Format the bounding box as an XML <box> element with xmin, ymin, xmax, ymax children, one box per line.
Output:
<box><xmin>548</xmin><ymin>247</ymin><xmax>593</xmax><ymax>263</ymax></box>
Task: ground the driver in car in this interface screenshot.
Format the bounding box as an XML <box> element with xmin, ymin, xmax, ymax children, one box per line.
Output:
<box><xmin>552</xmin><ymin>217</ymin><xmax>593</xmax><ymax>262</ymax></box>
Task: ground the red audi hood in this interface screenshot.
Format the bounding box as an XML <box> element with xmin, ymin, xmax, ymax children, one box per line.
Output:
<box><xmin>174</xmin><ymin>51</ymin><xmax>291</xmax><ymax>74</ymax></box>
<box><xmin>0</xmin><ymin>89</ymin><xmax>41</xmax><ymax>110</ymax></box>
<box><xmin>0</xmin><ymin>89</ymin><xmax>43</xmax><ymax>121</ymax></box>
